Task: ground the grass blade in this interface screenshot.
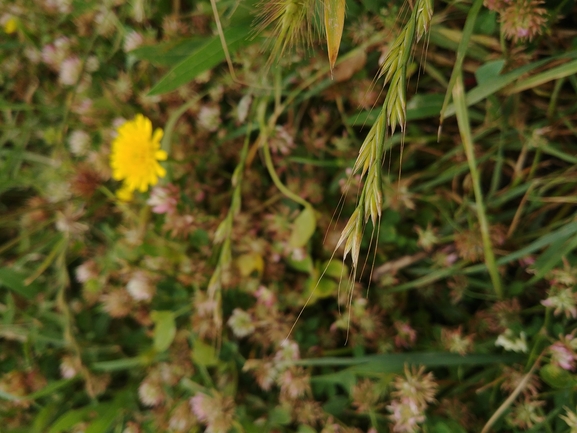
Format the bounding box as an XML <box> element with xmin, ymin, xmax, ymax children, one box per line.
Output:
<box><xmin>453</xmin><ymin>74</ymin><xmax>503</xmax><ymax>298</ymax></box>
<box><xmin>438</xmin><ymin>0</ymin><xmax>484</xmax><ymax>127</ymax></box>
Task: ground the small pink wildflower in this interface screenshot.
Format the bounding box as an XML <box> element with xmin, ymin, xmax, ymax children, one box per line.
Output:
<box><xmin>550</xmin><ymin>334</ymin><xmax>577</xmax><ymax>371</ymax></box>
<box><xmin>59</xmin><ymin>56</ymin><xmax>82</xmax><ymax>86</ymax></box>
<box><xmin>255</xmin><ymin>285</ymin><xmax>276</xmax><ymax>307</ymax></box>
<box><xmin>394</xmin><ymin>321</ymin><xmax>417</xmax><ymax>349</ymax></box>
<box><xmin>147</xmin><ymin>184</ymin><xmax>179</xmax><ymax>215</ymax></box>
<box><xmin>124</xmin><ymin>30</ymin><xmax>144</xmax><ymax>52</ymax></box>
<box><xmin>550</xmin><ymin>342</ymin><xmax>576</xmax><ymax>371</ymax></box>
<box><xmin>42</xmin><ymin>37</ymin><xmax>70</xmax><ymax>70</ymax></box>
<box><xmin>278</xmin><ymin>367</ymin><xmax>310</xmax><ymax>400</ymax></box>
<box><xmin>388</xmin><ymin>398</ymin><xmax>425</xmax><ymax>432</ymax></box>
<box><xmin>59</xmin><ymin>356</ymin><xmax>80</xmax><ymax>379</ymax></box>
<box><xmin>274</xmin><ymin>339</ymin><xmax>300</xmax><ymax>361</ymax></box>
<box><xmin>190</xmin><ymin>393</ymin><xmax>210</xmax><ymax>422</ymax></box>
<box><xmin>126</xmin><ymin>270</ymin><xmax>155</xmax><ymax>302</ymax></box>
<box><xmin>138</xmin><ymin>374</ymin><xmax>164</xmax><ymax>407</ymax></box>
<box><xmin>189</xmin><ymin>392</ymin><xmax>235</xmax><ymax>433</ymax></box>
<box><xmin>541</xmin><ymin>287</ymin><xmax>577</xmax><ymax>318</ymax></box>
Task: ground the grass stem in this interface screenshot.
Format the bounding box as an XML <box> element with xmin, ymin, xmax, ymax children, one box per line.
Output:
<box><xmin>453</xmin><ymin>74</ymin><xmax>503</xmax><ymax>299</ymax></box>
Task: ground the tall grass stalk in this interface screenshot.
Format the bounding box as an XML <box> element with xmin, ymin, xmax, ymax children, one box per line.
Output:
<box><xmin>453</xmin><ymin>75</ymin><xmax>503</xmax><ymax>299</ymax></box>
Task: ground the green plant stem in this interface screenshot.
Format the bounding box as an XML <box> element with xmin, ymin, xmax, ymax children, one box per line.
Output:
<box><xmin>261</xmin><ymin>138</ymin><xmax>311</xmax><ymax>210</ymax></box>
<box><xmin>453</xmin><ymin>75</ymin><xmax>503</xmax><ymax>299</ymax></box>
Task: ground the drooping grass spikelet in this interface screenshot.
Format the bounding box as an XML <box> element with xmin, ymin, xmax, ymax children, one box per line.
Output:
<box><xmin>377</xmin><ymin>16</ymin><xmax>416</xmax><ymax>86</ymax></box>
<box><xmin>384</xmin><ymin>68</ymin><xmax>407</xmax><ymax>134</ymax></box>
<box><xmin>415</xmin><ymin>0</ymin><xmax>433</xmax><ymax>42</ymax></box>
<box><xmin>337</xmin><ymin>0</ymin><xmax>433</xmax><ymax>279</ymax></box>
<box><xmin>256</xmin><ymin>0</ymin><xmax>317</xmax><ymax>64</ymax></box>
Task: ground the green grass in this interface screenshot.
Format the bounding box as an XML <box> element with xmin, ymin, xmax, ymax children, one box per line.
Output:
<box><xmin>1</xmin><ymin>0</ymin><xmax>577</xmax><ymax>431</ymax></box>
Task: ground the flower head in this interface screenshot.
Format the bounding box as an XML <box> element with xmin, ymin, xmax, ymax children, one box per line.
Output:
<box><xmin>126</xmin><ymin>270</ymin><xmax>155</xmax><ymax>302</ymax></box>
<box><xmin>561</xmin><ymin>406</ymin><xmax>577</xmax><ymax>432</ymax></box>
<box><xmin>549</xmin><ymin>334</ymin><xmax>577</xmax><ymax>371</ymax></box>
<box><xmin>147</xmin><ymin>184</ymin><xmax>179</xmax><ymax>214</ymax></box>
<box><xmin>190</xmin><ymin>392</ymin><xmax>235</xmax><ymax>433</ymax></box>
<box><xmin>506</xmin><ymin>398</ymin><xmax>545</xmax><ymax>429</ymax></box>
<box><xmin>541</xmin><ymin>286</ymin><xmax>577</xmax><ymax>318</ymax></box>
<box><xmin>495</xmin><ymin>329</ymin><xmax>528</xmax><ymax>353</ymax></box>
<box><xmin>3</xmin><ymin>16</ymin><xmax>18</xmax><ymax>34</ymax></box>
<box><xmin>68</xmin><ymin>130</ymin><xmax>91</xmax><ymax>156</ymax></box>
<box><xmin>124</xmin><ymin>30</ymin><xmax>144</xmax><ymax>52</ymax></box>
<box><xmin>138</xmin><ymin>374</ymin><xmax>165</xmax><ymax>407</ymax></box>
<box><xmin>110</xmin><ymin>115</ymin><xmax>167</xmax><ymax>198</ymax></box>
<box><xmin>227</xmin><ymin>308</ymin><xmax>255</xmax><ymax>338</ymax></box>
<box><xmin>59</xmin><ymin>56</ymin><xmax>82</xmax><ymax>86</ymax></box>
<box><xmin>501</xmin><ymin>0</ymin><xmax>547</xmax><ymax>43</ymax></box>
<box><xmin>392</xmin><ymin>365</ymin><xmax>437</xmax><ymax>410</ymax></box>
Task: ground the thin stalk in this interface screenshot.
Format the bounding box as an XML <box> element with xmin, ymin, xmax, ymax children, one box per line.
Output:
<box><xmin>481</xmin><ymin>355</ymin><xmax>542</xmax><ymax>433</ymax></box>
<box><xmin>261</xmin><ymin>137</ymin><xmax>311</xmax><ymax>210</ymax></box>
<box><xmin>453</xmin><ymin>74</ymin><xmax>503</xmax><ymax>299</ymax></box>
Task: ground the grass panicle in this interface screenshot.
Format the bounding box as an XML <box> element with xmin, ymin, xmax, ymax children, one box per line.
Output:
<box><xmin>255</xmin><ymin>0</ymin><xmax>317</xmax><ymax>65</ymax></box>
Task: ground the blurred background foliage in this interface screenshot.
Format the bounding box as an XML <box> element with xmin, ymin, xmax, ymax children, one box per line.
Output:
<box><xmin>1</xmin><ymin>0</ymin><xmax>577</xmax><ymax>431</ymax></box>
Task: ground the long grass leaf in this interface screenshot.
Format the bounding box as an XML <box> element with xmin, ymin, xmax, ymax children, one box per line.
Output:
<box><xmin>506</xmin><ymin>59</ymin><xmax>577</xmax><ymax>95</ymax></box>
<box><xmin>453</xmin><ymin>74</ymin><xmax>503</xmax><ymax>298</ymax></box>
<box><xmin>438</xmin><ymin>0</ymin><xmax>484</xmax><ymax>126</ymax></box>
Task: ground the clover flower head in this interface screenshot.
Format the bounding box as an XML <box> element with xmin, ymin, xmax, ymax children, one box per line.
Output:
<box><xmin>68</xmin><ymin>130</ymin><xmax>91</xmax><ymax>156</ymax></box>
<box><xmin>541</xmin><ymin>287</ymin><xmax>577</xmax><ymax>318</ymax></box>
<box><xmin>59</xmin><ymin>56</ymin><xmax>82</xmax><ymax>86</ymax></box>
<box><xmin>227</xmin><ymin>308</ymin><xmax>255</xmax><ymax>338</ymax></box>
<box><xmin>147</xmin><ymin>184</ymin><xmax>179</xmax><ymax>215</ymax></box>
<box><xmin>124</xmin><ymin>30</ymin><xmax>144</xmax><ymax>52</ymax></box>
<box><xmin>126</xmin><ymin>270</ymin><xmax>155</xmax><ymax>302</ymax></box>
<box><xmin>495</xmin><ymin>329</ymin><xmax>528</xmax><ymax>353</ymax></box>
<box><xmin>560</xmin><ymin>406</ymin><xmax>577</xmax><ymax>432</ymax></box>
<box><xmin>138</xmin><ymin>375</ymin><xmax>164</xmax><ymax>407</ymax></box>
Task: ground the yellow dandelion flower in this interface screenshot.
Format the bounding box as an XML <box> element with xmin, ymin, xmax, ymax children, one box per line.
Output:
<box><xmin>110</xmin><ymin>114</ymin><xmax>167</xmax><ymax>198</ymax></box>
<box><xmin>116</xmin><ymin>183</ymin><xmax>134</xmax><ymax>202</ymax></box>
<box><xmin>4</xmin><ymin>17</ymin><xmax>18</xmax><ymax>34</ymax></box>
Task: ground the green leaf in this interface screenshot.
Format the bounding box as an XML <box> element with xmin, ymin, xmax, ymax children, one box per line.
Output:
<box><xmin>148</xmin><ymin>25</ymin><xmax>253</xmax><ymax>96</ymax></box>
<box><xmin>322</xmin><ymin>259</ymin><xmax>348</xmax><ymax>279</ymax></box>
<box><xmin>48</xmin><ymin>407</ymin><xmax>92</xmax><ymax>433</ymax></box>
<box><xmin>91</xmin><ymin>356</ymin><xmax>147</xmax><ymax>372</ymax></box>
<box><xmin>236</xmin><ymin>253</ymin><xmax>265</xmax><ymax>277</ymax></box>
<box><xmin>540</xmin><ymin>364</ymin><xmax>576</xmax><ymax>389</ymax></box>
<box><xmin>301</xmin><ymin>276</ymin><xmax>338</xmax><ymax>306</ymax></box>
<box><xmin>27</xmin><ymin>378</ymin><xmax>76</xmax><ymax>400</ymax></box>
<box><xmin>439</xmin><ymin>0</ymin><xmax>484</xmax><ymax>122</ymax></box>
<box><xmin>84</xmin><ymin>391</ymin><xmax>131</xmax><ymax>433</ymax></box>
<box><xmin>289</xmin><ymin>207</ymin><xmax>317</xmax><ymax>248</ymax></box>
<box><xmin>151</xmin><ymin>310</ymin><xmax>176</xmax><ymax>353</ymax></box>
<box><xmin>286</xmin><ymin>252</ymin><xmax>314</xmax><ymax>273</ymax></box>
<box><xmin>269</xmin><ymin>406</ymin><xmax>291</xmax><ymax>426</ymax></box>
<box><xmin>299</xmin><ymin>352</ymin><xmax>522</xmax><ymax>370</ymax></box>
<box><xmin>192</xmin><ymin>338</ymin><xmax>218</xmax><ymax>367</ymax></box>
<box><xmin>474</xmin><ymin>59</ymin><xmax>504</xmax><ymax>85</ymax></box>
<box><xmin>310</xmin><ymin>369</ymin><xmax>356</xmax><ymax>389</ymax></box>
<box><xmin>507</xmin><ymin>58</ymin><xmax>577</xmax><ymax>94</ymax></box>
<box><xmin>130</xmin><ymin>38</ymin><xmax>208</xmax><ymax>67</ymax></box>
<box><xmin>323</xmin><ymin>395</ymin><xmax>349</xmax><ymax>417</ymax></box>
<box><xmin>32</xmin><ymin>403</ymin><xmax>59</xmax><ymax>433</ymax></box>
<box><xmin>0</xmin><ymin>268</ymin><xmax>41</xmax><ymax>299</ymax></box>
